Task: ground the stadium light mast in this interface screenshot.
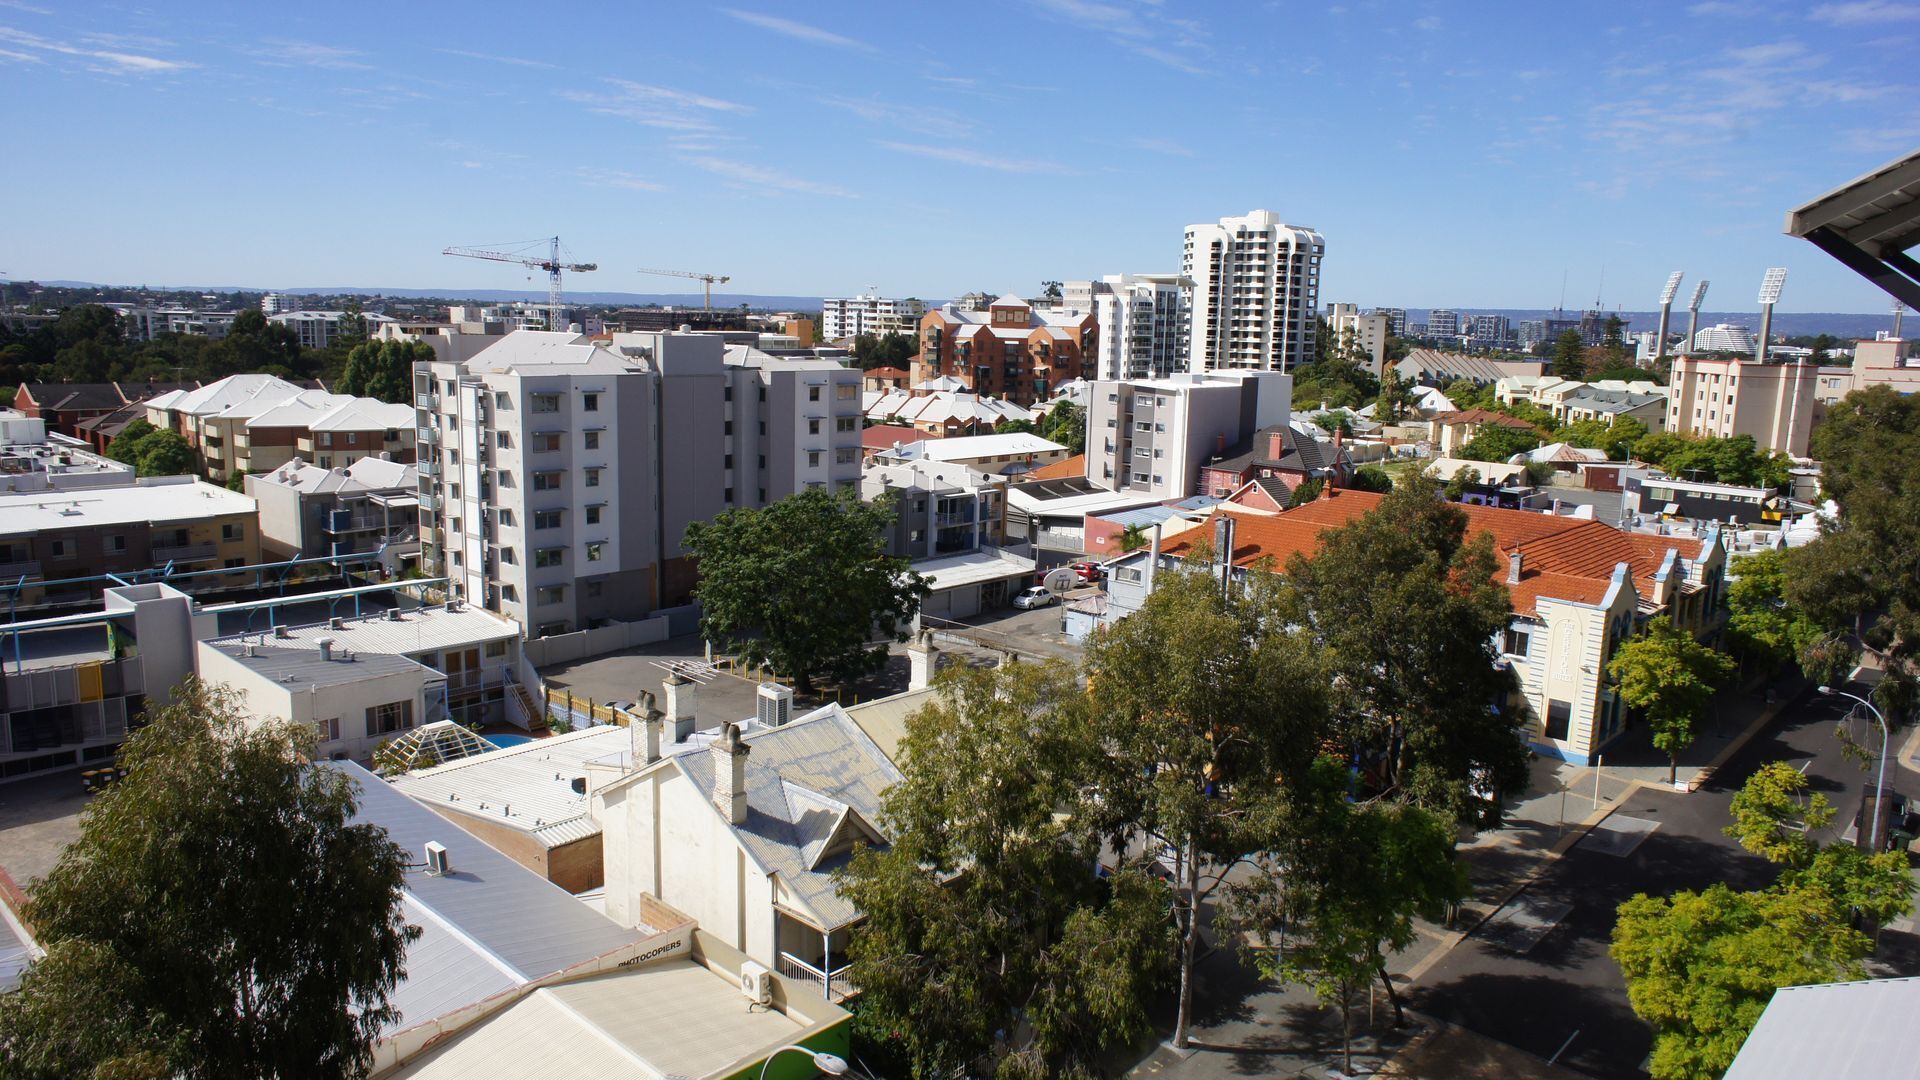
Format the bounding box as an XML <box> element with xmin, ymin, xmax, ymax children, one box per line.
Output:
<box><xmin>1656</xmin><ymin>271</ymin><xmax>1684</xmax><ymax>361</ymax></box>
<box><xmin>1757</xmin><ymin>267</ymin><xmax>1788</xmax><ymax>364</ymax></box>
<box><xmin>1686</xmin><ymin>279</ymin><xmax>1710</xmax><ymax>355</ymax></box>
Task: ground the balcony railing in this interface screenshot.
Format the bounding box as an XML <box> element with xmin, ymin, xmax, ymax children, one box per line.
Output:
<box><xmin>0</xmin><ymin>559</ymin><xmax>42</xmax><ymax>579</ymax></box>
<box><xmin>777</xmin><ymin>952</ymin><xmax>855</xmax><ymax>1003</ymax></box>
<box><xmin>151</xmin><ymin>541</ymin><xmax>218</xmax><ymax>564</ymax></box>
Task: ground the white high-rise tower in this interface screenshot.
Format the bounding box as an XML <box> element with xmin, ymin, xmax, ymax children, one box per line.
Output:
<box><xmin>1182</xmin><ymin>210</ymin><xmax>1324</xmax><ymax>372</ymax></box>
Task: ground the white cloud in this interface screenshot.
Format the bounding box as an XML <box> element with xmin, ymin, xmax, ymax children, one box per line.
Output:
<box><xmin>1811</xmin><ymin>1</ymin><xmax>1920</xmax><ymax>24</ymax></box>
<box><xmin>435</xmin><ymin>47</ymin><xmax>555</xmax><ymax>69</ymax></box>
<box><xmin>877</xmin><ymin>140</ymin><xmax>1072</xmax><ymax>174</ymax></box>
<box><xmin>1685</xmin><ymin>1</ymin><xmax>1748</xmax><ymax>14</ymax></box>
<box><xmin>720</xmin><ymin>9</ymin><xmax>873</xmax><ymax>50</ymax></box>
<box><xmin>1123</xmin><ymin>135</ymin><xmax>1193</xmax><ymax>156</ymax></box>
<box><xmin>0</xmin><ymin>25</ymin><xmax>190</xmax><ymax>73</ymax></box>
<box><xmin>561</xmin><ymin>79</ymin><xmax>750</xmax><ymax>132</ymax></box>
<box><xmin>1028</xmin><ymin>0</ymin><xmax>1212</xmax><ymax>74</ymax></box>
<box><xmin>576</xmin><ymin>167</ymin><xmax>667</xmax><ymax>192</ymax></box>
<box><xmin>817</xmin><ymin>92</ymin><xmax>977</xmax><ymax>135</ymax></box>
<box><xmin>257</xmin><ymin>40</ymin><xmax>370</xmax><ymax>70</ymax></box>
<box><xmin>680</xmin><ymin>155</ymin><xmax>856</xmax><ymax>198</ymax></box>
<box><xmin>1414</xmin><ymin>15</ymin><xmax>1443</xmax><ymax>30</ymax></box>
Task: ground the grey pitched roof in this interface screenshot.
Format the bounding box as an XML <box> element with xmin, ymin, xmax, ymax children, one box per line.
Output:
<box><xmin>20</xmin><ymin>382</ymin><xmax>125</xmax><ymax>411</ymax></box>
<box><xmin>204</xmin><ymin>641</ymin><xmax>423</xmax><ymax>687</ymax></box>
<box><xmin>1725</xmin><ymin>976</ymin><xmax>1920</xmax><ymax>1080</ymax></box>
<box><xmin>322</xmin><ymin>761</ymin><xmax>645</xmax><ymax>1030</ymax></box>
<box><xmin>1206</xmin><ymin>425</ymin><xmax>1349</xmax><ymax>476</ymax></box>
<box><xmin>1560</xmin><ymin>386</ymin><xmax>1663</xmax><ymax>414</ymax></box>
<box><xmin>671</xmin><ymin>708</ymin><xmax>901</xmax><ymax>930</ymax></box>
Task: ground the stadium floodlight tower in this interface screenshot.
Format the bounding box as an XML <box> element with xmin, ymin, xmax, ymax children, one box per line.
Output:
<box><xmin>1757</xmin><ymin>267</ymin><xmax>1788</xmax><ymax>364</ymax></box>
<box><xmin>1686</xmin><ymin>279</ymin><xmax>1710</xmax><ymax>354</ymax></box>
<box><xmin>1895</xmin><ymin>297</ymin><xmax>1907</xmax><ymax>340</ymax></box>
<box><xmin>1656</xmin><ymin>271</ymin><xmax>1684</xmax><ymax>360</ymax></box>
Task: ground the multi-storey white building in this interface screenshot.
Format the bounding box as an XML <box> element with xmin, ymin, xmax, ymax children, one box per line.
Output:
<box><xmin>268</xmin><ymin>310</ymin><xmax>397</xmax><ymax>351</ymax></box>
<box><xmin>1467</xmin><ymin>314</ymin><xmax>1510</xmax><ymax>348</ymax></box>
<box><xmin>1378</xmin><ymin>308</ymin><xmax>1408</xmax><ymax>337</ymax></box>
<box><xmin>1068</xmin><ymin>274</ymin><xmax>1192</xmax><ymax>381</ymax></box>
<box><xmin>1085</xmin><ymin>371</ymin><xmax>1293</xmax><ymax>500</ymax></box>
<box><xmin>414</xmin><ymin>330</ymin><xmax>863</xmax><ymax>637</ymax></box>
<box><xmin>1665</xmin><ymin>353</ymin><xmax>1817</xmax><ymax>457</ymax></box>
<box><xmin>1427</xmin><ymin>309</ymin><xmax>1460</xmax><ymax>341</ymax></box>
<box><xmin>820</xmin><ymin>295</ymin><xmax>925</xmax><ymax>342</ymax></box>
<box><xmin>1326</xmin><ymin>303</ymin><xmax>1390</xmax><ymax>374</ymax></box>
<box><xmin>1183</xmin><ymin>210</ymin><xmax>1323</xmax><ymax>373</ymax></box>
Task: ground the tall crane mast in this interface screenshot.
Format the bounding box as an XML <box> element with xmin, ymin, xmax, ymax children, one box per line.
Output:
<box><xmin>443</xmin><ymin>237</ymin><xmax>596</xmax><ymax>331</ymax></box>
<box><xmin>634</xmin><ymin>267</ymin><xmax>731</xmax><ymax>311</ymax></box>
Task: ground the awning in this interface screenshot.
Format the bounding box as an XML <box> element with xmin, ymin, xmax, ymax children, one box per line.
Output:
<box><xmin>1785</xmin><ymin>149</ymin><xmax>1920</xmax><ymax>308</ymax></box>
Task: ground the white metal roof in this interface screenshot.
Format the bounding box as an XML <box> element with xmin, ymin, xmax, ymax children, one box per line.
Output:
<box><xmin>886</xmin><ymin>431</ymin><xmax>1066</xmax><ymax>461</ymax></box>
<box><xmin>1725</xmin><ymin>977</ymin><xmax>1920</xmax><ymax>1080</ymax></box>
<box><xmin>205</xmin><ymin>604</ymin><xmax>518</xmax><ymax>658</ymax></box>
<box><xmin>466</xmin><ymin>330</ymin><xmax>637</xmax><ymax>375</ymax></box>
<box><xmin>162</xmin><ymin>373</ymin><xmax>308</xmax><ymax>418</ymax></box>
<box><xmin>911</xmin><ymin>548</ymin><xmax>1037</xmax><ymax>590</ymax></box>
<box><xmin>389</xmin><ymin>726</ymin><xmax>628</xmax><ymax>845</ymax></box>
<box><xmin>0</xmin><ymin>478</ymin><xmax>255</xmax><ymax>537</ymax></box>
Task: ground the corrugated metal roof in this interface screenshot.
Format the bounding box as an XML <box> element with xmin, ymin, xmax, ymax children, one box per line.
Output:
<box><xmin>0</xmin><ymin>900</ymin><xmax>37</xmax><ymax>993</ymax></box>
<box><xmin>845</xmin><ymin>687</ymin><xmax>939</xmax><ymax>764</ymax></box>
<box><xmin>207</xmin><ymin>605</ymin><xmax>518</xmax><ymax>658</ymax></box>
<box><xmin>202</xmin><ymin>640</ymin><xmax>424</xmax><ymax>687</ymax></box>
<box><xmin>325</xmin><ymin>761</ymin><xmax>644</xmax><ymax>1021</ymax></box>
<box><xmin>390</xmin><ymin>726</ymin><xmax>627</xmax><ymax>847</ymax></box>
<box><xmin>1725</xmin><ymin>977</ymin><xmax>1920</xmax><ymax>1080</ymax></box>
<box><xmin>385</xmin><ymin>895</ymin><xmax>522</xmax><ymax>1033</ymax></box>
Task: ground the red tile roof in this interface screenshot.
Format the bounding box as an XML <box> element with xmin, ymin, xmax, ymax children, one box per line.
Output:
<box><xmin>861</xmin><ymin>425</ymin><xmax>927</xmax><ymax>451</ymax></box>
<box><xmin>1436</xmin><ymin>408</ymin><xmax>1540</xmax><ymax>431</ymax></box>
<box><xmin>1026</xmin><ymin>453</ymin><xmax>1086</xmax><ymax>481</ymax></box>
<box><xmin>1160</xmin><ymin>491</ymin><xmax>1706</xmax><ymax>617</ymax></box>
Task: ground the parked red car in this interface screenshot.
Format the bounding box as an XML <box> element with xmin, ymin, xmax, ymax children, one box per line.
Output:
<box><xmin>1068</xmin><ymin>561</ymin><xmax>1103</xmax><ymax>583</ymax></box>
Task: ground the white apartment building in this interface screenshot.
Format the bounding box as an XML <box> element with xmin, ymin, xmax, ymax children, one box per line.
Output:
<box><xmin>1085</xmin><ymin>371</ymin><xmax>1293</xmax><ymax>500</ymax></box>
<box><xmin>268</xmin><ymin>310</ymin><xmax>397</xmax><ymax>351</ymax></box>
<box><xmin>1467</xmin><ymin>314</ymin><xmax>1510</xmax><ymax>347</ymax></box>
<box><xmin>1427</xmin><ymin>309</ymin><xmax>1460</xmax><ymax>341</ymax></box>
<box><xmin>1326</xmin><ymin>303</ymin><xmax>1389</xmax><ymax>374</ymax></box>
<box><xmin>414</xmin><ymin>331</ymin><xmax>863</xmax><ymax>637</ymax></box>
<box><xmin>111</xmin><ymin>306</ymin><xmax>239</xmax><ymax>342</ymax></box>
<box><xmin>820</xmin><ymin>295</ymin><xmax>925</xmax><ymax>342</ymax></box>
<box><xmin>1183</xmin><ymin>210</ymin><xmax>1324</xmax><ymax>373</ymax></box>
<box><xmin>260</xmin><ymin>293</ymin><xmax>291</xmax><ymax>315</ymax></box>
<box><xmin>1070</xmin><ymin>274</ymin><xmax>1192</xmax><ymax>381</ymax></box>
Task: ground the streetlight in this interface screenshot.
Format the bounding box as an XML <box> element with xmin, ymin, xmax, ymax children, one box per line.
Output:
<box><xmin>1819</xmin><ymin>685</ymin><xmax>1892</xmax><ymax>852</ymax></box>
<box><xmin>759</xmin><ymin>1044</ymin><xmax>849</xmax><ymax>1080</ymax></box>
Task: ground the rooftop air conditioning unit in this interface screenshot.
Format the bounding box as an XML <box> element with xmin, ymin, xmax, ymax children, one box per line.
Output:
<box><xmin>423</xmin><ymin>841</ymin><xmax>451</xmax><ymax>877</ymax></box>
<box><xmin>756</xmin><ymin>682</ymin><xmax>793</xmax><ymax>728</ymax></box>
<box><xmin>739</xmin><ymin>960</ymin><xmax>771</xmax><ymax>1005</ymax></box>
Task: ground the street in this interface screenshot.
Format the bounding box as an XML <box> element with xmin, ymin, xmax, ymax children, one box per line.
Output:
<box><xmin>1410</xmin><ymin>686</ymin><xmax>1920</xmax><ymax>1078</ymax></box>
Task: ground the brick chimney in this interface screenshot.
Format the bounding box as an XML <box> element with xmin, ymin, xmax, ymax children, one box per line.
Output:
<box><xmin>711</xmin><ymin>723</ymin><xmax>751</xmax><ymax>825</ymax></box>
<box><xmin>1267</xmin><ymin>430</ymin><xmax>1286</xmax><ymax>460</ymax></box>
<box><xmin>1216</xmin><ymin>431</ymin><xmax>1226</xmax><ymax>455</ymax></box>
<box><xmin>1508</xmin><ymin>549</ymin><xmax>1524</xmax><ymax>584</ymax></box>
<box><xmin>632</xmin><ymin>690</ymin><xmax>663</xmax><ymax>765</ymax></box>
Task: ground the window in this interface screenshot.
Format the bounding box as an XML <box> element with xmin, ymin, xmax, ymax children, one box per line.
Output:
<box><xmin>531</xmin><ymin>432</ymin><xmax>561</xmax><ymax>453</ymax></box>
<box><xmin>536</xmin><ymin>585</ymin><xmax>567</xmax><ymax>605</ymax></box>
<box><xmin>724</xmin><ymin>420</ymin><xmax>734</xmax><ymax>435</ymax></box>
<box><xmin>224</xmin><ymin>557</ymin><xmax>244</xmax><ymax>569</ymax></box>
<box><xmin>485</xmin><ymin>640</ymin><xmax>507</xmax><ymax>657</ymax></box>
<box><xmin>1544</xmin><ymin>699</ymin><xmax>1572</xmax><ymax>741</ymax></box>
<box><xmin>495</xmin><ymin>431</ymin><xmax>512</xmax><ymax>449</ymax></box>
<box><xmin>496</xmin><ymin>470</ymin><xmax>512</xmax><ymax>488</ymax></box>
<box><xmin>500</xmin><ymin>584</ymin><xmax>517</xmax><ymax>602</ymax></box>
<box><xmin>836</xmin><ymin>384</ymin><xmax>857</xmax><ymax>400</ymax></box>
<box><xmin>724</xmin><ymin>453</ymin><xmax>734</xmax><ymax>469</ymax></box>
<box><xmin>725</xmin><ymin>486</ymin><xmax>734</xmax><ymax>502</ymax></box>
<box><xmin>367</xmin><ymin>700</ymin><xmax>413</xmax><ymax>736</ymax></box>
<box><xmin>582</xmin><ymin>392</ymin><xmax>600</xmax><ymax>412</ymax></box>
<box><xmin>808</xmin><ymin>419</ymin><xmax>821</xmax><ymax>435</ymax></box>
<box><xmin>497</xmin><ymin>509</ymin><xmax>514</xmax><ymax>527</ymax></box>
<box><xmin>108</xmin><ymin>534</ymin><xmax>126</xmax><ymax>552</ymax></box>
<box><xmin>532</xmin><ymin>471</ymin><xmax>563</xmax><ymax>491</ymax></box>
<box><xmin>808</xmin><ymin>451</ymin><xmax>821</xmax><ymax>467</ymax></box>
<box><xmin>315</xmin><ymin>717</ymin><xmax>340</xmax><ymax>742</ymax></box>
<box><xmin>583</xmin><ymin>430</ymin><xmax>600</xmax><ymax>450</ymax></box>
<box><xmin>498</xmin><ymin>547</ymin><xmax>515</xmax><ymax>564</ymax></box>
<box><xmin>221</xmin><ymin>523</ymin><xmax>242</xmax><ymax>542</ymax></box>
<box><xmin>584</xmin><ymin>467</ymin><xmax>602</xmax><ymax>488</ymax></box>
<box><xmin>536</xmin><ymin>621</ymin><xmax>569</xmax><ymax>637</ymax></box>
<box><xmin>534</xmin><ymin>547</ymin><xmax>564</xmax><ymax>567</ymax></box>
<box><xmin>318</xmin><ymin>432</ymin><xmax>333</xmax><ymax>448</ymax></box>
<box><xmin>585</xmin><ymin>505</ymin><xmax>601</xmax><ymax>525</ymax></box>
<box><xmin>1116</xmin><ymin>567</ymin><xmax>1143</xmax><ymax>583</ymax></box>
<box><xmin>836</xmin><ymin>416</ymin><xmax>857</xmax><ymax>433</ymax></box>
<box><xmin>809</xmin><ymin>386</ymin><xmax>822</xmax><ymax>402</ymax></box>
<box><xmin>50</xmin><ymin>538</ymin><xmax>71</xmax><ymax>559</ymax></box>
<box><xmin>530</xmin><ymin>393</ymin><xmax>560</xmax><ymax>413</ymax></box>
<box><xmin>585</xmin><ymin>541</ymin><xmax>604</xmax><ymax>562</ymax></box>
<box><xmin>1503</xmin><ymin>626</ymin><xmax>1532</xmax><ymax>657</ymax></box>
<box><xmin>494</xmin><ymin>391</ymin><xmax>510</xmax><ymax>409</ymax></box>
<box><xmin>534</xmin><ymin>509</ymin><xmax>563</xmax><ymax>530</ymax></box>
<box><xmin>836</xmin><ymin>447</ymin><xmax>858</xmax><ymax>465</ymax></box>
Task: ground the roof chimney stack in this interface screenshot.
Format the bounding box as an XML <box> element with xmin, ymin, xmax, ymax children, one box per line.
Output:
<box><xmin>1508</xmin><ymin>550</ymin><xmax>1524</xmax><ymax>584</ymax></box>
<box><xmin>633</xmin><ymin>690</ymin><xmax>664</xmax><ymax>766</ymax></box>
<box><xmin>711</xmin><ymin>723</ymin><xmax>751</xmax><ymax>825</ymax></box>
<box><xmin>316</xmin><ymin>636</ymin><xmax>335</xmax><ymax>662</ymax></box>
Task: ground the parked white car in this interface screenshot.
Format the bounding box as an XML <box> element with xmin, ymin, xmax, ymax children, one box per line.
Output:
<box><xmin>1013</xmin><ymin>585</ymin><xmax>1057</xmax><ymax>610</ymax></box>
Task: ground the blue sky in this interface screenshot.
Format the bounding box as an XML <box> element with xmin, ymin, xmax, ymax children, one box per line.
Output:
<box><xmin>1</xmin><ymin>1</ymin><xmax>1914</xmax><ymax>312</ymax></box>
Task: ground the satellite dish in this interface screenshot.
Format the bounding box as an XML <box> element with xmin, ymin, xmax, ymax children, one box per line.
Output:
<box><xmin>1042</xmin><ymin>568</ymin><xmax>1077</xmax><ymax>593</ymax></box>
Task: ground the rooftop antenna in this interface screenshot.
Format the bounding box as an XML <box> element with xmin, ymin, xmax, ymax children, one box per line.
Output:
<box><xmin>1656</xmin><ymin>271</ymin><xmax>1685</xmax><ymax>363</ymax></box>
<box><xmin>1557</xmin><ymin>270</ymin><xmax>1568</xmax><ymax>316</ymax></box>
<box><xmin>1594</xmin><ymin>265</ymin><xmax>1605</xmax><ymax>312</ymax></box>
<box><xmin>1686</xmin><ymin>279</ymin><xmax>1711</xmax><ymax>355</ymax></box>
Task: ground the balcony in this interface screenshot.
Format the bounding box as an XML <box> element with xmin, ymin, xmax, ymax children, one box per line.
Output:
<box><xmin>0</xmin><ymin>558</ymin><xmax>41</xmax><ymax>579</ymax></box>
<box><xmin>777</xmin><ymin>952</ymin><xmax>855</xmax><ymax>1004</ymax></box>
<box><xmin>150</xmin><ymin>541</ymin><xmax>217</xmax><ymax>564</ymax></box>
<box><xmin>415</xmin><ymin>391</ymin><xmax>439</xmax><ymax>409</ymax></box>
<box><xmin>417</xmin><ymin>457</ymin><xmax>439</xmax><ymax>477</ymax></box>
<box><xmin>418</xmin><ymin>492</ymin><xmax>442</xmax><ymax>512</ymax></box>
<box><xmin>323</xmin><ymin>510</ymin><xmax>398</xmax><ymax>534</ymax></box>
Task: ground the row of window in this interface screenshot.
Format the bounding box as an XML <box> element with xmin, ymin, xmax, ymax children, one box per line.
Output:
<box><xmin>498</xmin><ymin>430</ymin><xmax>603</xmax><ymax>452</ymax></box>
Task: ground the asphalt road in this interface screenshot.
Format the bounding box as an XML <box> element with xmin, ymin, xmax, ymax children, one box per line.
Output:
<box><xmin>1410</xmin><ymin>686</ymin><xmax>1920</xmax><ymax>1079</ymax></box>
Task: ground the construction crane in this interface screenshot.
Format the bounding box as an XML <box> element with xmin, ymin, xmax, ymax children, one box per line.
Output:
<box><xmin>635</xmin><ymin>267</ymin><xmax>731</xmax><ymax>311</ymax></box>
<box><xmin>443</xmin><ymin>237</ymin><xmax>596</xmax><ymax>331</ymax></box>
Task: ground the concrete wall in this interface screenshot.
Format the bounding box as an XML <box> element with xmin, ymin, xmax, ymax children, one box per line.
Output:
<box><xmin>521</xmin><ymin>613</ymin><xmax>672</xmax><ymax>668</ymax></box>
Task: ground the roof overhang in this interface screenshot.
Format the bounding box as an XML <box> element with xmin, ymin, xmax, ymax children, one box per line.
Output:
<box><xmin>1785</xmin><ymin>148</ymin><xmax>1920</xmax><ymax>308</ymax></box>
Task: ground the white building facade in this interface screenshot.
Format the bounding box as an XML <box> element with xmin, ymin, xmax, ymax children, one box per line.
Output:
<box><xmin>1085</xmin><ymin>371</ymin><xmax>1293</xmax><ymax>500</ymax></box>
<box><xmin>820</xmin><ymin>295</ymin><xmax>925</xmax><ymax>342</ymax></box>
<box><xmin>1072</xmin><ymin>274</ymin><xmax>1192</xmax><ymax>381</ymax></box>
<box><xmin>1183</xmin><ymin>210</ymin><xmax>1323</xmax><ymax>373</ymax></box>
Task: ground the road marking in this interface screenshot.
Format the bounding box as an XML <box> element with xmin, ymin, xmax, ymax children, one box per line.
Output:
<box><xmin>1580</xmin><ymin>814</ymin><xmax>1660</xmax><ymax>858</ymax></box>
<box><xmin>1549</xmin><ymin>1029</ymin><xmax>1580</xmax><ymax>1064</ymax></box>
<box><xmin>1477</xmin><ymin>895</ymin><xmax>1573</xmax><ymax>954</ymax></box>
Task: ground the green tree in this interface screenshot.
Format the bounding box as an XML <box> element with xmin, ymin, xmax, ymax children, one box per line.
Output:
<box><xmin>993</xmin><ymin>417</ymin><xmax>1037</xmax><ymax>435</ymax></box>
<box><xmin>849</xmin><ymin>331</ymin><xmax>916</xmax><ymax>369</ymax></box>
<box><xmin>1222</xmin><ymin>761</ymin><xmax>1465</xmax><ymax>1072</ymax></box>
<box><xmin>1117</xmin><ymin>522</ymin><xmax>1149</xmax><ymax>553</ymax></box>
<box><xmin>0</xmin><ymin>682</ymin><xmax>417</xmax><ymax>1079</ymax></box>
<box><xmin>1040</xmin><ymin>280</ymin><xmax>1063</xmax><ymax>300</ymax></box>
<box><xmin>1039</xmin><ymin>400</ymin><xmax>1086</xmax><ymax>454</ymax></box>
<box><xmin>1081</xmin><ymin>563</ymin><xmax>1327</xmax><ymax>1048</ymax></box>
<box><xmin>1457</xmin><ymin>423</ymin><xmax>1540</xmax><ymax>463</ymax></box>
<box><xmin>338</xmin><ymin>338</ymin><xmax>430</xmax><ymax>404</ymax></box>
<box><xmin>684</xmin><ymin>487</ymin><xmax>928</xmax><ymax>694</ymax></box>
<box><xmin>1372</xmin><ymin>367</ymin><xmax>1417</xmax><ymax>422</ymax></box>
<box><xmin>105</xmin><ymin>418</ymin><xmax>158</xmax><ymax>466</ymax></box>
<box><xmin>132</xmin><ymin>429</ymin><xmax>195</xmax><ymax>478</ymax></box>
<box><xmin>1285</xmin><ymin>475</ymin><xmax>1325</xmax><ymax>507</ymax></box>
<box><xmin>1273</xmin><ymin>479</ymin><xmax>1528</xmax><ymax>824</ymax></box>
<box><xmin>1552</xmin><ymin>328</ymin><xmax>1586</xmax><ymax>379</ymax></box>
<box><xmin>1725</xmin><ymin>550</ymin><xmax>1824</xmax><ymax>676</ymax></box>
<box><xmin>1351</xmin><ymin>464</ymin><xmax>1394</xmax><ymax>493</ymax></box>
<box><xmin>1602</xmin><ymin>313</ymin><xmax>1626</xmax><ymax>360</ymax></box>
<box><xmin>1442</xmin><ymin>464</ymin><xmax>1482</xmax><ymax>501</ymax></box>
<box><xmin>1562</xmin><ymin>415</ymin><xmax>1648</xmax><ymax>461</ymax></box>
<box><xmin>1293</xmin><ymin>355</ymin><xmax>1379</xmax><ymax>411</ymax></box>
<box><xmin>837</xmin><ymin>661</ymin><xmax>1173</xmax><ymax>1077</ymax></box>
<box><xmin>1612</xmin><ymin>763</ymin><xmax>1913</xmax><ymax>1079</ymax></box>
<box><xmin>1607</xmin><ymin>616</ymin><xmax>1736</xmax><ymax>784</ymax></box>
<box><xmin>1442</xmin><ymin>377</ymin><xmax>1494</xmax><ymax>410</ymax></box>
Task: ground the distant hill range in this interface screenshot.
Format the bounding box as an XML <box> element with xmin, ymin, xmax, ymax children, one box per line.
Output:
<box><xmin>30</xmin><ymin>282</ymin><xmax>1902</xmax><ymax>339</ymax></box>
<box><xmin>1398</xmin><ymin>308</ymin><xmax>1900</xmax><ymax>341</ymax></box>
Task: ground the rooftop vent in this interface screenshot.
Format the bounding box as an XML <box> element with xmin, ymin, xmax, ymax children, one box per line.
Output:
<box><xmin>328</xmin><ymin>616</ymin><xmax>344</xmax><ymax>630</ymax></box>
<box><xmin>423</xmin><ymin>841</ymin><xmax>450</xmax><ymax>877</ymax></box>
<box><xmin>316</xmin><ymin>636</ymin><xmax>335</xmax><ymax>662</ymax></box>
<box><xmin>274</xmin><ymin>625</ymin><xmax>291</xmax><ymax>639</ymax></box>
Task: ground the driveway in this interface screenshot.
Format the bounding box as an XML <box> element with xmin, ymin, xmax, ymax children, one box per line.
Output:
<box><xmin>1410</xmin><ymin>687</ymin><xmax>1920</xmax><ymax>1078</ymax></box>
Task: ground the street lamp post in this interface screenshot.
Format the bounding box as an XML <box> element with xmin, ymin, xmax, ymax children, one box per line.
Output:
<box><xmin>759</xmin><ymin>1044</ymin><xmax>849</xmax><ymax>1080</ymax></box>
<box><xmin>1819</xmin><ymin>685</ymin><xmax>1893</xmax><ymax>852</ymax></box>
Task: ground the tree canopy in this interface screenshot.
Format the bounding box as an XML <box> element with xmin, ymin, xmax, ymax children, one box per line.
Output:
<box><xmin>683</xmin><ymin>486</ymin><xmax>927</xmax><ymax>693</ymax></box>
<box><xmin>1630</xmin><ymin>431</ymin><xmax>1792</xmax><ymax>489</ymax></box>
<box><xmin>1038</xmin><ymin>400</ymin><xmax>1086</xmax><ymax>454</ymax></box>
<box><xmin>1457</xmin><ymin>423</ymin><xmax>1541</xmax><ymax>464</ymax></box>
<box><xmin>338</xmin><ymin>338</ymin><xmax>432</xmax><ymax>404</ymax></box>
<box><xmin>848</xmin><ymin>331</ymin><xmax>916</xmax><ymax>370</ymax></box>
<box><xmin>0</xmin><ymin>682</ymin><xmax>417</xmax><ymax>1079</ymax></box>
<box><xmin>1552</xmin><ymin>329</ymin><xmax>1586</xmax><ymax>379</ymax></box>
<box><xmin>106</xmin><ymin>419</ymin><xmax>196</xmax><ymax>478</ymax></box>
<box><xmin>1607</xmin><ymin>616</ymin><xmax>1736</xmax><ymax>784</ymax></box>
<box><xmin>1561</xmin><ymin>415</ymin><xmax>1648</xmax><ymax>461</ymax></box>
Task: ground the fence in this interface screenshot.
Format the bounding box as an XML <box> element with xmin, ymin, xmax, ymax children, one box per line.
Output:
<box><xmin>522</xmin><ymin>614</ymin><xmax>673</xmax><ymax>667</ymax></box>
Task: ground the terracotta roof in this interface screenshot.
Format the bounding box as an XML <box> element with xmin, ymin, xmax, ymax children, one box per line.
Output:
<box><xmin>1435</xmin><ymin>408</ymin><xmax>1539</xmax><ymax>430</ymax></box>
<box><xmin>864</xmin><ymin>366</ymin><xmax>911</xmax><ymax>379</ymax></box>
<box><xmin>1161</xmin><ymin>491</ymin><xmax>1707</xmax><ymax>617</ymax></box>
<box><xmin>861</xmin><ymin>424</ymin><xmax>927</xmax><ymax>451</ymax></box>
<box><xmin>1026</xmin><ymin>453</ymin><xmax>1086</xmax><ymax>481</ymax></box>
